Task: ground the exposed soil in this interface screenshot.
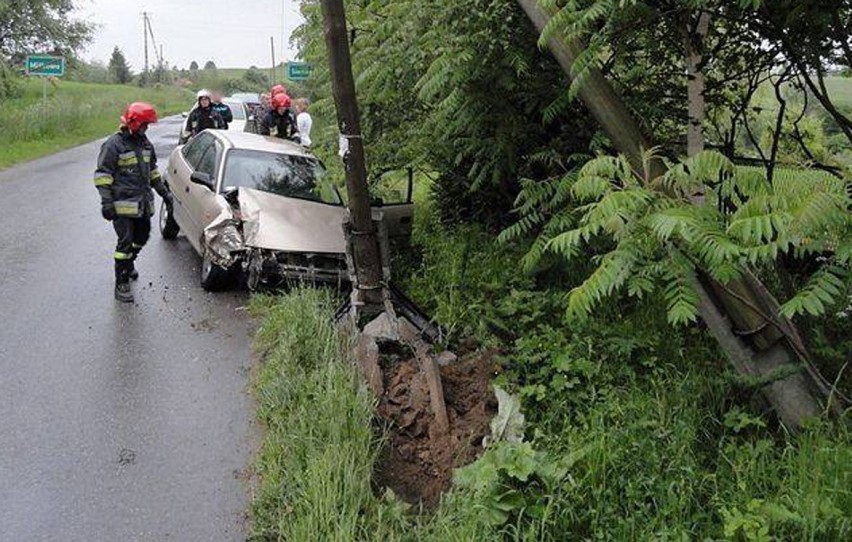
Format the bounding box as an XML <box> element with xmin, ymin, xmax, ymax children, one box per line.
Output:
<box><xmin>372</xmin><ymin>344</ymin><xmax>498</xmax><ymax>507</ymax></box>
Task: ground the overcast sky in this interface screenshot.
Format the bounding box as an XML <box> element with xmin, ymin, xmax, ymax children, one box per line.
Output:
<box><xmin>77</xmin><ymin>0</ymin><xmax>304</xmax><ymax>71</ymax></box>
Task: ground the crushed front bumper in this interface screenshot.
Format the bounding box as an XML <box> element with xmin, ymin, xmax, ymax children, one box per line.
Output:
<box><xmin>244</xmin><ymin>248</ymin><xmax>349</xmax><ymax>289</ymax></box>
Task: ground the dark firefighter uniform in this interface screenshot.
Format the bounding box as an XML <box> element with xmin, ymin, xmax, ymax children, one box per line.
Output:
<box><xmin>182</xmin><ymin>105</ymin><xmax>224</xmax><ymax>143</ymax></box>
<box><xmin>259</xmin><ymin>108</ymin><xmax>299</xmax><ymax>140</ymax></box>
<box><xmin>94</xmin><ymin>128</ymin><xmax>171</xmax><ymax>294</ymax></box>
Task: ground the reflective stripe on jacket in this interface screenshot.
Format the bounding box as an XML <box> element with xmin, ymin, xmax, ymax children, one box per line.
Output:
<box><xmin>93</xmin><ymin>129</ymin><xmax>167</xmax><ymax>218</ymax></box>
<box><xmin>259</xmin><ymin>109</ymin><xmax>298</xmax><ymax>139</ymax></box>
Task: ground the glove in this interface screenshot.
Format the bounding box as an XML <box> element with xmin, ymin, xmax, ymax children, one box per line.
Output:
<box><xmin>101</xmin><ymin>203</ymin><xmax>117</xmax><ymax>221</ymax></box>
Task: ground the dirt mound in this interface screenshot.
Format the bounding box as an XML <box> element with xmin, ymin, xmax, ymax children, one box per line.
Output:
<box><xmin>373</xmin><ymin>346</ymin><xmax>498</xmax><ymax>507</ymax></box>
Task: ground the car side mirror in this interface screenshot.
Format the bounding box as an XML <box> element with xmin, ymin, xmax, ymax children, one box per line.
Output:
<box><xmin>190</xmin><ymin>171</ymin><xmax>214</xmax><ymax>190</ymax></box>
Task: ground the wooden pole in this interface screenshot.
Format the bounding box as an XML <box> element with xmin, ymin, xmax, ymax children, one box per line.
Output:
<box><xmin>270</xmin><ymin>36</ymin><xmax>277</xmax><ymax>85</ymax></box>
<box><xmin>320</xmin><ymin>0</ymin><xmax>383</xmax><ymax>306</ymax></box>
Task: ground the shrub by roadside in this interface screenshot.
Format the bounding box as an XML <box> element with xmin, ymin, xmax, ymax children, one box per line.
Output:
<box><xmin>247</xmin><ymin>207</ymin><xmax>851</xmax><ymax>540</ymax></box>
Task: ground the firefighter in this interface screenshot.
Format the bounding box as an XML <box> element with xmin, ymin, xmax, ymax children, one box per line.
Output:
<box><xmin>94</xmin><ymin>102</ymin><xmax>174</xmax><ymax>303</ymax></box>
<box><xmin>181</xmin><ymin>89</ymin><xmax>224</xmax><ymax>142</ymax></box>
<box><xmin>259</xmin><ymin>93</ymin><xmax>299</xmax><ymax>140</ymax></box>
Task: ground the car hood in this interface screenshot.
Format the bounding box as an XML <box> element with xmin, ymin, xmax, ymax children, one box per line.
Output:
<box><xmin>238</xmin><ymin>187</ymin><xmax>347</xmax><ymax>253</ymax></box>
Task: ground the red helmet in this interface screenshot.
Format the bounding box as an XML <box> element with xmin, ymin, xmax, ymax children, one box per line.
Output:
<box><xmin>272</xmin><ymin>93</ymin><xmax>291</xmax><ymax>110</ymax></box>
<box><xmin>271</xmin><ymin>84</ymin><xmax>287</xmax><ymax>96</ymax></box>
<box><xmin>121</xmin><ymin>102</ymin><xmax>158</xmax><ymax>132</ymax></box>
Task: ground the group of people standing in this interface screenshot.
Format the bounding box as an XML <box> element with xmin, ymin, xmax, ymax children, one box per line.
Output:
<box><xmin>95</xmin><ymin>83</ymin><xmax>315</xmax><ymax>303</ymax></box>
<box><xmin>254</xmin><ymin>84</ymin><xmax>312</xmax><ymax>146</ymax></box>
<box><xmin>181</xmin><ymin>84</ymin><xmax>313</xmax><ymax>147</ymax></box>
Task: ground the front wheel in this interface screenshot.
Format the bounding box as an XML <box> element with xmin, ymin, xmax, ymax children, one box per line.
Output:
<box><xmin>200</xmin><ymin>248</ymin><xmax>234</xmax><ymax>291</ymax></box>
<box><xmin>159</xmin><ymin>199</ymin><xmax>180</xmax><ymax>240</ymax></box>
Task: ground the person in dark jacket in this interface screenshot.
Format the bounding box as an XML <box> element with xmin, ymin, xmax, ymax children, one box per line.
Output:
<box><xmin>259</xmin><ymin>93</ymin><xmax>299</xmax><ymax>140</ymax></box>
<box><xmin>94</xmin><ymin>102</ymin><xmax>174</xmax><ymax>303</ymax></box>
<box><xmin>181</xmin><ymin>89</ymin><xmax>224</xmax><ymax>143</ymax></box>
<box><xmin>211</xmin><ymin>91</ymin><xmax>233</xmax><ymax>130</ymax></box>
<box><xmin>248</xmin><ymin>92</ymin><xmax>272</xmax><ymax>134</ymax></box>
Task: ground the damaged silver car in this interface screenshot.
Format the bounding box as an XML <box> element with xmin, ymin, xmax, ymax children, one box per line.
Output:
<box><xmin>159</xmin><ymin>130</ymin><xmax>413</xmax><ymax>291</ymax></box>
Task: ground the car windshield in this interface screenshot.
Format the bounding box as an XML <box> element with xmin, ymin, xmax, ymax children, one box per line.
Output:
<box><xmin>222</xmin><ymin>149</ymin><xmax>340</xmax><ymax>205</ymax></box>
<box><xmin>225</xmin><ymin>102</ymin><xmax>245</xmax><ymax>120</ymax></box>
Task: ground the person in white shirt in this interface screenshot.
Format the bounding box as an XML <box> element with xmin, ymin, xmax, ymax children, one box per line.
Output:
<box><xmin>294</xmin><ymin>98</ymin><xmax>313</xmax><ymax>147</ymax></box>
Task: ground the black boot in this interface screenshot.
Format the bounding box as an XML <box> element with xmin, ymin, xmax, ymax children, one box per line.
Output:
<box><xmin>115</xmin><ymin>281</ymin><xmax>134</xmax><ymax>303</ymax></box>
<box><xmin>129</xmin><ymin>263</ymin><xmax>139</xmax><ymax>281</ymax></box>
<box><xmin>115</xmin><ymin>260</ymin><xmax>134</xmax><ymax>303</ymax></box>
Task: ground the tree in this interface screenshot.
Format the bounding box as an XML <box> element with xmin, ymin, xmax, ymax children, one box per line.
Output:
<box><xmin>293</xmin><ymin>0</ymin><xmax>593</xmax><ymax>225</ymax></box>
<box><xmin>204</xmin><ymin>60</ymin><xmax>217</xmax><ymax>70</ymax></box>
<box><xmin>514</xmin><ymin>0</ymin><xmax>842</xmax><ymax>430</ymax></box>
<box><xmin>108</xmin><ymin>46</ymin><xmax>132</xmax><ymax>84</ymax></box>
<box><xmin>69</xmin><ymin>58</ymin><xmax>109</xmax><ymax>84</ymax></box>
<box><xmin>0</xmin><ymin>0</ymin><xmax>92</xmax><ymax>59</ymax></box>
<box><xmin>244</xmin><ymin>67</ymin><xmax>269</xmax><ymax>88</ymax></box>
<box><xmin>189</xmin><ymin>61</ymin><xmax>199</xmax><ymax>71</ymax></box>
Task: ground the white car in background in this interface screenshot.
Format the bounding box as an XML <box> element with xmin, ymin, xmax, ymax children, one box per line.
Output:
<box><xmin>221</xmin><ymin>98</ymin><xmax>249</xmax><ymax>132</ymax></box>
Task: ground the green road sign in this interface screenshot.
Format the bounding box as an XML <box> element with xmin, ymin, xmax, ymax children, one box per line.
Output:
<box><xmin>287</xmin><ymin>62</ymin><xmax>313</xmax><ymax>81</ymax></box>
<box><xmin>26</xmin><ymin>55</ymin><xmax>65</xmax><ymax>77</ymax></box>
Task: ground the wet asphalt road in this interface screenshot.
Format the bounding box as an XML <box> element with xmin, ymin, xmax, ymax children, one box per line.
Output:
<box><xmin>0</xmin><ymin>117</ymin><xmax>255</xmax><ymax>541</ymax></box>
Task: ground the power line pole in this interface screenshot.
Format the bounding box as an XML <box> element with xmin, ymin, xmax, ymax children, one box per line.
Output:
<box><xmin>142</xmin><ymin>12</ymin><xmax>149</xmax><ymax>86</ymax></box>
<box><xmin>269</xmin><ymin>36</ymin><xmax>276</xmax><ymax>84</ymax></box>
<box><xmin>320</xmin><ymin>0</ymin><xmax>383</xmax><ymax>306</ymax></box>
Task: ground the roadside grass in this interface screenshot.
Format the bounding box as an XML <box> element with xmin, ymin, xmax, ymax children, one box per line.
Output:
<box><xmin>247</xmin><ymin>207</ymin><xmax>852</xmax><ymax>540</ymax></box>
<box><xmin>0</xmin><ymin>78</ymin><xmax>192</xmax><ymax>169</ymax></box>
<box><xmin>248</xmin><ymin>285</ymin><xmax>852</xmax><ymax>541</ymax></box>
<box><xmin>248</xmin><ymin>288</ymin><xmax>500</xmax><ymax>541</ymax></box>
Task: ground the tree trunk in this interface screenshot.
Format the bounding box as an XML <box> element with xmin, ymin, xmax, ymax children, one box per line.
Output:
<box><xmin>320</xmin><ymin>0</ymin><xmax>383</xmax><ymax>305</ymax></box>
<box><xmin>686</xmin><ymin>11</ymin><xmax>711</xmax><ymax>158</ymax></box>
<box><xmin>516</xmin><ymin>0</ymin><xmax>825</xmax><ymax>431</ymax></box>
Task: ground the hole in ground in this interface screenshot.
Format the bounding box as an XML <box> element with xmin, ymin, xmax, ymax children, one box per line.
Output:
<box><xmin>372</xmin><ymin>346</ymin><xmax>499</xmax><ymax>508</ymax></box>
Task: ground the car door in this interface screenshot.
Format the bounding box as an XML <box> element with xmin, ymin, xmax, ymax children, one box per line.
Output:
<box><xmin>371</xmin><ymin>168</ymin><xmax>414</xmax><ymax>241</ymax></box>
<box><xmin>181</xmin><ymin>137</ymin><xmax>226</xmax><ymax>252</ymax></box>
<box><xmin>169</xmin><ymin>132</ymin><xmax>215</xmax><ymax>252</ymax></box>
<box><xmin>169</xmin><ymin>133</ymin><xmax>212</xmax><ymax>234</ymax></box>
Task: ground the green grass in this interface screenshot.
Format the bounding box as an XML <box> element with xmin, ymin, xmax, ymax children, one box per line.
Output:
<box><xmin>248</xmin><ymin>285</ymin><xmax>852</xmax><ymax>541</ymax></box>
<box><xmin>0</xmin><ymin>78</ymin><xmax>192</xmax><ymax>169</ymax></box>
<box><xmin>248</xmin><ymin>288</ymin><xmax>498</xmax><ymax>541</ymax></box>
<box><xmin>824</xmin><ymin>76</ymin><xmax>852</xmax><ymax>111</ymax></box>
<box><xmin>248</xmin><ymin>202</ymin><xmax>852</xmax><ymax>540</ymax></box>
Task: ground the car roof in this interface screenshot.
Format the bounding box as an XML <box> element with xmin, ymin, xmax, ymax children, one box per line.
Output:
<box><xmin>207</xmin><ymin>130</ymin><xmax>313</xmax><ymax>157</ymax></box>
<box><xmin>228</xmin><ymin>93</ymin><xmax>260</xmax><ymax>103</ymax></box>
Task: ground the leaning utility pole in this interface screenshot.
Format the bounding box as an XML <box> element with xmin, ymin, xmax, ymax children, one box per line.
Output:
<box><xmin>320</xmin><ymin>0</ymin><xmax>383</xmax><ymax>307</ymax></box>
<box><xmin>516</xmin><ymin>0</ymin><xmax>828</xmax><ymax>431</ymax></box>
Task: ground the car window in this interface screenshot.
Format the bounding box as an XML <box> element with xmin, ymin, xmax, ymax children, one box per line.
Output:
<box><xmin>222</xmin><ymin>149</ymin><xmax>340</xmax><ymax>205</ymax></box>
<box><xmin>181</xmin><ymin>132</ymin><xmax>214</xmax><ymax>169</ymax></box>
<box><xmin>225</xmin><ymin>102</ymin><xmax>245</xmax><ymax>120</ymax></box>
<box><xmin>196</xmin><ymin>140</ymin><xmax>222</xmax><ymax>179</ymax></box>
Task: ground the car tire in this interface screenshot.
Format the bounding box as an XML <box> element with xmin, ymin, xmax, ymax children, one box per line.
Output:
<box><xmin>159</xmin><ymin>199</ymin><xmax>180</xmax><ymax>240</ymax></box>
<box><xmin>200</xmin><ymin>248</ymin><xmax>233</xmax><ymax>291</ymax></box>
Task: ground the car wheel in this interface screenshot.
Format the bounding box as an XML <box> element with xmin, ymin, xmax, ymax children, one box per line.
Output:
<box><xmin>159</xmin><ymin>199</ymin><xmax>180</xmax><ymax>240</ymax></box>
<box><xmin>200</xmin><ymin>248</ymin><xmax>233</xmax><ymax>291</ymax></box>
